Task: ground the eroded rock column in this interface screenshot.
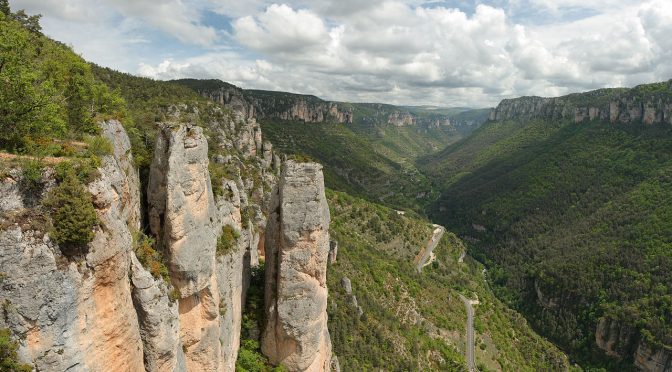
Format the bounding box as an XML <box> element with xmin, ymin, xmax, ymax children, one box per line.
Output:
<box><xmin>262</xmin><ymin>161</ymin><xmax>332</xmax><ymax>372</ymax></box>
<box><xmin>148</xmin><ymin>124</ymin><xmax>222</xmax><ymax>371</ymax></box>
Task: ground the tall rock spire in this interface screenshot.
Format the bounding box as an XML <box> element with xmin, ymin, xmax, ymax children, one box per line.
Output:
<box><xmin>262</xmin><ymin>161</ymin><xmax>333</xmax><ymax>372</ymax></box>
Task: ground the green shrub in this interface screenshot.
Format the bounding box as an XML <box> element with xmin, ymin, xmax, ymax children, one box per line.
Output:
<box><xmin>54</xmin><ymin>160</ymin><xmax>99</xmax><ymax>185</ymax></box>
<box><xmin>169</xmin><ymin>287</ymin><xmax>181</xmax><ymax>303</ymax></box>
<box><xmin>217</xmin><ymin>225</ymin><xmax>239</xmax><ymax>256</ymax></box>
<box><xmin>19</xmin><ymin>160</ymin><xmax>43</xmax><ymax>195</ymax></box>
<box><xmin>0</xmin><ymin>328</ymin><xmax>32</xmax><ymax>372</ymax></box>
<box><xmin>241</xmin><ymin>206</ymin><xmax>255</xmax><ymax>230</ymax></box>
<box><xmin>134</xmin><ymin>234</ymin><xmax>169</xmax><ymax>282</ymax></box>
<box><xmin>84</xmin><ymin>135</ymin><xmax>112</xmax><ymax>157</ymax></box>
<box><xmin>43</xmin><ymin>171</ymin><xmax>98</xmax><ymax>255</ymax></box>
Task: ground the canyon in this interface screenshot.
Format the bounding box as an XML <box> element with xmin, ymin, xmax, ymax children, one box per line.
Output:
<box><xmin>0</xmin><ymin>111</ymin><xmax>334</xmax><ymax>371</ymax></box>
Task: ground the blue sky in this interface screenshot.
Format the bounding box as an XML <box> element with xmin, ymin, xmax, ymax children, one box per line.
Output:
<box><xmin>12</xmin><ymin>0</ymin><xmax>672</xmax><ymax>107</ymax></box>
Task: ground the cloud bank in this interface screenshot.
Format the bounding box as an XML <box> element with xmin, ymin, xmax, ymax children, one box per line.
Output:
<box><xmin>13</xmin><ymin>0</ymin><xmax>672</xmax><ymax>106</ymax></box>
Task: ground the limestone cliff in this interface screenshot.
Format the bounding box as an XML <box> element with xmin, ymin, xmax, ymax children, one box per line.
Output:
<box><xmin>175</xmin><ymin>79</ymin><xmax>353</xmax><ymax>124</ymax></box>
<box><xmin>0</xmin><ymin>120</ymin><xmax>145</xmax><ymax>371</ymax></box>
<box><xmin>146</xmin><ymin>114</ymin><xmax>277</xmax><ymax>371</ymax></box>
<box><xmin>0</xmin><ymin>101</ymin><xmax>293</xmax><ymax>371</ymax></box>
<box><xmin>262</xmin><ymin>161</ymin><xmax>332</xmax><ymax>372</ymax></box>
<box><xmin>594</xmin><ymin>317</ymin><xmax>672</xmax><ymax>372</ymax></box>
<box><xmin>489</xmin><ymin>80</ymin><xmax>672</xmax><ymax>125</ymax></box>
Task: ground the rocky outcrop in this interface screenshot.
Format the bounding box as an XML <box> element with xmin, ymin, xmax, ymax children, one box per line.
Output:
<box><xmin>594</xmin><ymin>317</ymin><xmax>637</xmax><ymax>358</ymax></box>
<box><xmin>148</xmin><ymin>124</ymin><xmax>218</xmax><ymax>298</ymax></box>
<box><xmin>340</xmin><ymin>277</ymin><xmax>352</xmax><ymax>295</ymax></box>
<box><xmin>594</xmin><ymin>317</ymin><xmax>672</xmax><ymax>371</ymax></box>
<box><xmin>388</xmin><ymin>112</ymin><xmax>416</xmax><ymax>127</ymax></box>
<box><xmin>328</xmin><ymin>240</ymin><xmax>338</xmax><ymax>264</ymax></box>
<box><xmin>130</xmin><ymin>254</ymin><xmax>186</xmax><ymax>371</ymax></box>
<box><xmin>180</xmin><ymin>79</ymin><xmax>353</xmax><ymax>124</ymax></box>
<box><xmin>147</xmin><ymin>122</ymin><xmax>272</xmax><ymax>371</ymax></box>
<box><xmin>634</xmin><ymin>341</ymin><xmax>672</xmax><ymax>372</ymax></box>
<box><xmin>0</xmin><ymin>120</ymin><xmax>144</xmax><ymax>371</ymax></box>
<box><xmin>262</xmin><ymin>161</ymin><xmax>332</xmax><ymax>371</ymax></box>
<box><xmin>275</xmin><ymin>100</ymin><xmax>352</xmax><ymax>124</ymax></box>
<box><xmin>489</xmin><ymin>80</ymin><xmax>672</xmax><ymax>125</ymax></box>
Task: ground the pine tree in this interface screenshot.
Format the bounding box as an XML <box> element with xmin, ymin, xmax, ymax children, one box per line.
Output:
<box><xmin>0</xmin><ymin>0</ymin><xmax>10</xmax><ymax>17</ymax></box>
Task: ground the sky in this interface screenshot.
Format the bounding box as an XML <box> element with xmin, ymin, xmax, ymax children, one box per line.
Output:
<box><xmin>11</xmin><ymin>0</ymin><xmax>672</xmax><ymax>107</ymax></box>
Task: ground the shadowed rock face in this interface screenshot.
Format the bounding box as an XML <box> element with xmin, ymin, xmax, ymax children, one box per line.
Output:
<box><xmin>262</xmin><ymin>161</ymin><xmax>332</xmax><ymax>372</ymax></box>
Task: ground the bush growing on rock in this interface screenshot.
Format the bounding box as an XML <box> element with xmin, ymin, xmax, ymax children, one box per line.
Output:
<box><xmin>43</xmin><ymin>170</ymin><xmax>98</xmax><ymax>255</ymax></box>
<box><xmin>134</xmin><ymin>234</ymin><xmax>169</xmax><ymax>282</ymax></box>
<box><xmin>0</xmin><ymin>328</ymin><xmax>32</xmax><ymax>372</ymax></box>
<box><xmin>19</xmin><ymin>160</ymin><xmax>43</xmax><ymax>196</ymax></box>
<box><xmin>217</xmin><ymin>224</ymin><xmax>239</xmax><ymax>256</ymax></box>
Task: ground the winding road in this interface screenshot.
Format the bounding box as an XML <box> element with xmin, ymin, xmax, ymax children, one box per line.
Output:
<box><xmin>460</xmin><ymin>294</ymin><xmax>479</xmax><ymax>372</ymax></box>
<box><xmin>415</xmin><ymin>225</ymin><xmax>445</xmax><ymax>272</ymax></box>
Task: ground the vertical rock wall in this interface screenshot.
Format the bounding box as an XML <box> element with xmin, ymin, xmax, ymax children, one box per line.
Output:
<box><xmin>146</xmin><ymin>120</ymin><xmax>275</xmax><ymax>371</ymax></box>
<box><xmin>262</xmin><ymin>161</ymin><xmax>332</xmax><ymax>372</ymax></box>
<box><xmin>0</xmin><ymin>120</ymin><xmax>145</xmax><ymax>371</ymax></box>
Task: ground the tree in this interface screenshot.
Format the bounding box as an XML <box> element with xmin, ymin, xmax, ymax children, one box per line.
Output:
<box><xmin>0</xmin><ymin>0</ymin><xmax>10</xmax><ymax>17</ymax></box>
<box><xmin>43</xmin><ymin>170</ymin><xmax>98</xmax><ymax>256</ymax></box>
<box><xmin>11</xmin><ymin>10</ymin><xmax>41</xmax><ymax>33</ymax></box>
<box><xmin>0</xmin><ymin>328</ymin><xmax>32</xmax><ymax>372</ymax></box>
<box><xmin>0</xmin><ymin>15</ymin><xmax>62</xmax><ymax>149</ymax></box>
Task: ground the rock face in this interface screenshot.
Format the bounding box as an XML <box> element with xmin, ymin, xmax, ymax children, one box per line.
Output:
<box><xmin>594</xmin><ymin>317</ymin><xmax>637</xmax><ymax>358</ymax></box>
<box><xmin>147</xmin><ymin>122</ymin><xmax>273</xmax><ymax>371</ymax></box>
<box><xmin>149</xmin><ymin>124</ymin><xmax>218</xmax><ymax>298</ymax></box>
<box><xmin>130</xmin><ymin>254</ymin><xmax>186</xmax><ymax>371</ymax></box>
<box><xmin>489</xmin><ymin>80</ymin><xmax>672</xmax><ymax>125</ymax></box>
<box><xmin>188</xmin><ymin>80</ymin><xmax>353</xmax><ymax>124</ymax></box>
<box><xmin>328</xmin><ymin>240</ymin><xmax>338</xmax><ymax>264</ymax></box>
<box><xmin>388</xmin><ymin>112</ymin><xmax>416</xmax><ymax>127</ymax></box>
<box><xmin>634</xmin><ymin>341</ymin><xmax>672</xmax><ymax>372</ymax></box>
<box><xmin>0</xmin><ymin>120</ymin><xmax>145</xmax><ymax>371</ymax></box>
<box><xmin>262</xmin><ymin>161</ymin><xmax>332</xmax><ymax>371</ymax></box>
<box><xmin>595</xmin><ymin>317</ymin><xmax>672</xmax><ymax>372</ymax></box>
<box><xmin>0</xmin><ymin>114</ymin><xmax>281</xmax><ymax>371</ymax></box>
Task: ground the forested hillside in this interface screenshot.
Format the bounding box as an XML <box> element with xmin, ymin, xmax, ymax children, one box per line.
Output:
<box><xmin>0</xmin><ymin>7</ymin><xmax>124</xmax><ymax>153</ymax></box>
<box><xmin>324</xmin><ymin>191</ymin><xmax>573</xmax><ymax>371</ymax></box>
<box><xmin>421</xmin><ymin>82</ymin><xmax>672</xmax><ymax>370</ymax></box>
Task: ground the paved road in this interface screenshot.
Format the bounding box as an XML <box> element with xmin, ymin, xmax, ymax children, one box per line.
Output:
<box><xmin>416</xmin><ymin>225</ymin><xmax>445</xmax><ymax>272</ymax></box>
<box><xmin>460</xmin><ymin>295</ymin><xmax>479</xmax><ymax>372</ymax></box>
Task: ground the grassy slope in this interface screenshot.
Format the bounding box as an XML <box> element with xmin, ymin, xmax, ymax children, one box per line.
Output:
<box><xmin>421</xmin><ymin>116</ymin><xmax>672</xmax><ymax>369</ymax></box>
<box><xmin>326</xmin><ymin>190</ymin><xmax>573</xmax><ymax>371</ymax></box>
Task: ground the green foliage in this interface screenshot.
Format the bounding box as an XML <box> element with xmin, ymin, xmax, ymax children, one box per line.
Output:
<box><xmin>19</xmin><ymin>159</ymin><xmax>43</xmax><ymax>195</ymax></box>
<box><xmin>209</xmin><ymin>162</ymin><xmax>237</xmax><ymax>198</ymax></box>
<box><xmin>217</xmin><ymin>225</ymin><xmax>240</xmax><ymax>256</ymax></box>
<box><xmin>326</xmin><ymin>190</ymin><xmax>569</xmax><ymax>371</ymax></box>
<box><xmin>260</xmin><ymin>119</ymin><xmax>442</xmax><ymax>213</ymax></box>
<box><xmin>0</xmin><ymin>9</ymin><xmax>124</xmax><ymax>152</ymax></box>
<box><xmin>0</xmin><ymin>0</ymin><xmax>9</xmax><ymax>17</ymax></box>
<box><xmin>169</xmin><ymin>287</ymin><xmax>181</xmax><ymax>303</ymax></box>
<box><xmin>424</xmin><ymin>116</ymin><xmax>672</xmax><ymax>368</ymax></box>
<box><xmin>0</xmin><ymin>328</ymin><xmax>32</xmax><ymax>372</ymax></box>
<box><xmin>43</xmin><ymin>170</ymin><xmax>98</xmax><ymax>255</ymax></box>
<box><xmin>134</xmin><ymin>234</ymin><xmax>169</xmax><ymax>282</ymax></box>
<box><xmin>54</xmin><ymin>159</ymin><xmax>99</xmax><ymax>185</ymax></box>
<box><xmin>84</xmin><ymin>136</ymin><xmax>113</xmax><ymax>158</ymax></box>
<box><xmin>241</xmin><ymin>206</ymin><xmax>255</xmax><ymax>230</ymax></box>
<box><xmin>236</xmin><ymin>265</ymin><xmax>287</xmax><ymax>372</ymax></box>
